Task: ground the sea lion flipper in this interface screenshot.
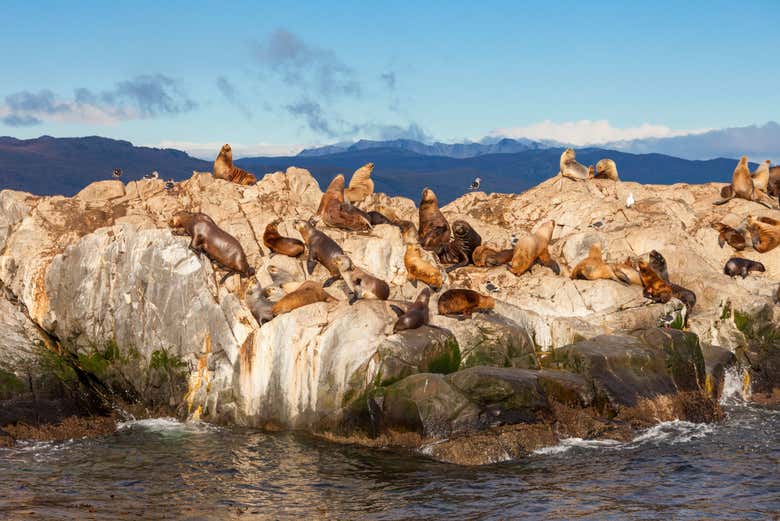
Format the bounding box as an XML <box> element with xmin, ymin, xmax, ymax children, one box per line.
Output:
<box><xmin>717</xmin><ymin>236</ymin><xmax>725</xmax><ymax>248</ymax></box>
<box><xmin>410</xmin><ymin>279</ymin><xmax>418</xmax><ymax>288</ymax></box>
<box><xmin>444</xmin><ymin>259</ymin><xmax>468</xmax><ymax>274</ymax></box>
<box><xmin>537</xmin><ymin>249</ymin><xmax>560</xmax><ymax>275</ymax></box>
<box><xmin>348</xmin><ymin>292</ymin><xmax>358</xmax><ymax>305</ymax></box>
<box><xmin>390</xmin><ymin>304</ymin><xmax>407</xmax><ymax>317</ymax></box>
<box><xmin>323</xmin><ymin>276</ymin><xmax>339</xmax><ymax>288</ymax></box>
<box><xmin>219</xmin><ymin>271</ymin><xmax>234</xmax><ymax>285</ymax></box>
<box><xmin>712</xmin><ymin>195</ymin><xmax>735</xmax><ymax>206</ymax></box>
<box><xmin>306</xmin><ymin>251</ymin><xmax>316</xmax><ymax>275</ymax></box>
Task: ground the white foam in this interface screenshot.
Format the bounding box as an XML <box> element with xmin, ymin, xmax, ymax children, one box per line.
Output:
<box><xmin>533</xmin><ymin>419</ymin><xmax>714</xmax><ymax>456</ymax></box>
<box><xmin>720</xmin><ymin>366</ymin><xmax>750</xmax><ymax>405</ymax></box>
<box><xmin>117</xmin><ymin>417</ymin><xmax>219</xmax><ymax>434</ymax></box>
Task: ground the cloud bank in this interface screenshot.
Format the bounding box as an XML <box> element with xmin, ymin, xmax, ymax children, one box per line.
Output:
<box><xmin>156</xmin><ymin>140</ymin><xmax>305</xmax><ymax>160</ymax></box>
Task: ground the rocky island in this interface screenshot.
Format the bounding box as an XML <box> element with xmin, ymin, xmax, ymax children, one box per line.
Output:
<box><xmin>1</xmin><ymin>167</ymin><xmax>777</xmax><ymax>464</ymax></box>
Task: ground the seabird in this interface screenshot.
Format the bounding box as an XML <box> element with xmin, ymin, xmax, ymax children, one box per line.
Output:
<box><xmin>112</xmin><ymin>168</ymin><xmax>122</xmax><ymax>179</ymax></box>
<box><xmin>469</xmin><ymin>177</ymin><xmax>481</xmax><ymax>191</ymax></box>
<box><xmin>144</xmin><ymin>171</ymin><xmax>159</xmax><ymax>180</ymax></box>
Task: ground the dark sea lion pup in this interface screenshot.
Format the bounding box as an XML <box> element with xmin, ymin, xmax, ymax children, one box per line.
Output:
<box><xmin>296</xmin><ymin>220</ymin><xmax>345</xmax><ymax>287</ymax></box>
<box><xmin>263</xmin><ymin>219</ymin><xmax>305</xmax><ymax>257</ymax></box>
<box><xmin>213</xmin><ymin>144</ymin><xmax>258</xmax><ymax>185</ymax></box>
<box><xmin>169</xmin><ymin>212</ymin><xmax>255</xmax><ymax>284</ymax></box>
<box><xmin>437</xmin><ymin>289</ymin><xmax>495</xmax><ymax>318</ymax></box>
<box><xmin>723</xmin><ymin>257</ymin><xmax>765</xmax><ymax>279</ymax></box>
<box><xmin>439</xmin><ymin>220</ymin><xmax>482</xmax><ymax>272</ymax></box>
<box><xmin>391</xmin><ymin>287</ymin><xmax>431</xmax><ymax>333</ymax></box>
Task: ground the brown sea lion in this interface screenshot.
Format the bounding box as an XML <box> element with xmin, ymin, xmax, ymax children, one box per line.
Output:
<box><xmin>594</xmin><ymin>159</ymin><xmax>620</xmax><ymax>181</ymax></box>
<box><xmin>646</xmin><ymin>251</ymin><xmax>697</xmax><ymax>313</ymax></box>
<box><xmin>711</xmin><ymin>222</ymin><xmax>746</xmax><ymax>251</ymax></box>
<box><xmin>439</xmin><ymin>220</ymin><xmax>482</xmax><ymax>272</ymax></box>
<box><xmin>723</xmin><ymin>257</ymin><xmax>765</xmax><ymax>278</ymax></box>
<box><xmin>296</xmin><ymin>220</ymin><xmax>346</xmax><ymax>286</ymax></box>
<box><xmin>418</xmin><ymin>188</ymin><xmax>451</xmax><ymax>252</ymax></box>
<box><xmin>437</xmin><ymin>289</ymin><xmax>495</xmax><ymax>318</ymax></box>
<box><xmin>746</xmin><ymin>215</ymin><xmax>780</xmax><ymax>253</ymax></box>
<box><xmin>169</xmin><ymin>212</ymin><xmax>255</xmax><ymax>283</ymax></box>
<box><xmin>636</xmin><ymin>259</ymin><xmax>673</xmax><ymax>304</ymax></box>
<box><xmin>714</xmin><ymin>156</ymin><xmax>773</xmax><ymax>208</ymax></box>
<box><xmin>611</xmin><ymin>256</ymin><xmax>642</xmax><ymax>285</ymax></box>
<box><xmin>391</xmin><ymin>287</ymin><xmax>431</xmax><ymax>333</ymax></box>
<box><xmin>247</xmin><ymin>284</ymin><xmax>286</xmax><ymax>324</ymax></box>
<box><xmin>559</xmin><ymin>148</ymin><xmax>592</xmax><ymax>181</ymax></box>
<box><xmin>768</xmin><ymin>165</ymin><xmax>780</xmax><ymax>198</ymax></box>
<box><xmin>473</xmin><ymin>244</ymin><xmax>514</xmax><ymax>267</ymax></box>
<box><xmin>334</xmin><ymin>255</ymin><xmax>390</xmax><ymax>303</ymax></box>
<box><xmin>509</xmin><ymin>220</ymin><xmax>560</xmax><ymax>276</ymax></box>
<box><xmin>316</xmin><ymin>175</ymin><xmax>372</xmax><ymax>231</ymax></box>
<box><xmin>263</xmin><ymin>219</ymin><xmax>305</xmax><ymax>257</ymax></box>
<box><xmin>570</xmin><ymin>243</ymin><xmax>620</xmax><ymax>282</ymax></box>
<box><xmin>213</xmin><ymin>144</ymin><xmax>257</xmax><ymax>185</ymax></box>
<box><xmin>271</xmin><ymin>281</ymin><xmax>336</xmax><ymax>317</ymax></box>
<box><xmin>401</xmin><ymin>221</ymin><xmax>443</xmax><ymax>290</ymax></box>
<box><xmin>344</xmin><ymin>162</ymin><xmax>375</xmax><ymax>204</ymax></box>
<box><xmin>752</xmin><ymin>160</ymin><xmax>771</xmax><ymax>192</ymax></box>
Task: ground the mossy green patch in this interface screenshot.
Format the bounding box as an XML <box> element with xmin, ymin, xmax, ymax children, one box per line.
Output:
<box><xmin>427</xmin><ymin>338</ymin><xmax>460</xmax><ymax>374</ymax></box>
<box><xmin>0</xmin><ymin>369</ymin><xmax>26</xmax><ymax>396</ymax></box>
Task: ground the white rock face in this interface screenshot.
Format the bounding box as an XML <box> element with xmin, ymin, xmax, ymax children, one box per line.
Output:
<box><xmin>0</xmin><ymin>169</ymin><xmax>777</xmax><ymax>429</ymax></box>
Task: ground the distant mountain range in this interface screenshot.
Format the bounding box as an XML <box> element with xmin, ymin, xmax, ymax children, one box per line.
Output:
<box><xmin>298</xmin><ymin>137</ymin><xmax>549</xmax><ymax>159</ymax></box>
<box><xmin>0</xmin><ymin>135</ymin><xmax>756</xmax><ymax>204</ymax></box>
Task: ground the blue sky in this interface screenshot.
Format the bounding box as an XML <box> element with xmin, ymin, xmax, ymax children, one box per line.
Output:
<box><xmin>1</xmin><ymin>0</ymin><xmax>778</xmax><ymax>157</ymax></box>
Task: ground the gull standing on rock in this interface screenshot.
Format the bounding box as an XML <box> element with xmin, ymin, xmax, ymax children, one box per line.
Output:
<box><xmin>469</xmin><ymin>177</ymin><xmax>481</xmax><ymax>191</ymax></box>
<box><xmin>112</xmin><ymin>168</ymin><xmax>122</xmax><ymax>179</ymax></box>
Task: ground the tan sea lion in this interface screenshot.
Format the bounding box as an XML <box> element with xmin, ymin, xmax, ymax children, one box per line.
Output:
<box><xmin>296</xmin><ymin>220</ymin><xmax>346</xmax><ymax>286</ymax></box>
<box><xmin>418</xmin><ymin>188</ymin><xmax>451</xmax><ymax>252</ymax></box>
<box><xmin>636</xmin><ymin>259</ymin><xmax>673</xmax><ymax>304</ymax></box>
<box><xmin>594</xmin><ymin>158</ymin><xmax>620</xmax><ymax>181</ymax></box>
<box><xmin>723</xmin><ymin>257</ymin><xmax>765</xmax><ymax>278</ymax></box>
<box><xmin>247</xmin><ymin>284</ymin><xmax>286</xmax><ymax>324</ymax></box>
<box><xmin>316</xmin><ymin>175</ymin><xmax>371</xmax><ymax>231</ymax></box>
<box><xmin>437</xmin><ymin>289</ymin><xmax>495</xmax><ymax>318</ymax></box>
<box><xmin>746</xmin><ymin>215</ymin><xmax>780</xmax><ymax>253</ymax></box>
<box><xmin>333</xmin><ymin>255</ymin><xmax>390</xmax><ymax>303</ymax></box>
<box><xmin>711</xmin><ymin>222</ymin><xmax>746</xmax><ymax>251</ymax></box>
<box><xmin>344</xmin><ymin>162</ymin><xmax>375</xmax><ymax>204</ymax></box>
<box><xmin>714</xmin><ymin>156</ymin><xmax>773</xmax><ymax>208</ymax></box>
<box><xmin>570</xmin><ymin>243</ymin><xmax>620</xmax><ymax>281</ymax></box>
<box><xmin>271</xmin><ymin>280</ymin><xmax>336</xmax><ymax>317</ymax></box>
<box><xmin>438</xmin><ymin>220</ymin><xmax>482</xmax><ymax>272</ymax></box>
<box><xmin>401</xmin><ymin>222</ymin><xmax>443</xmax><ymax>290</ymax></box>
<box><xmin>752</xmin><ymin>160</ymin><xmax>771</xmax><ymax>192</ymax></box>
<box><xmin>213</xmin><ymin>144</ymin><xmax>257</xmax><ymax>185</ymax></box>
<box><xmin>263</xmin><ymin>219</ymin><xmax>305</xmax><ymax>257</ymax></box>
<box><xmin>473</xmin><ymin>244</ymin><xmax>514</xmax><ymax>267</ymax></box>
<box><xmin>391</xmin><ymin>287</ymin><xmax>431</xmax><ymax>332</ymax></box>
<box><xmin>611</xmin><ymin>256</ymin><xmax>642</xmax><ymax>285</ymax></box>
<box><xmin>559</xmin><ymin>148</ymin><xmax>592</xmax><ymax>181</ymax></box>
<box><xmin>169</xmin><ymin>212</ymin><xmax>255</xmax><ymax>284</ymax></box>
<box><xmin>509</xmin><ymin>220</ymin><xmax>560</xmax><ymax>276</ymax></box>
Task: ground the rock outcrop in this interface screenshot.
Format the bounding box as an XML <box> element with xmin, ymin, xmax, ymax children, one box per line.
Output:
<box><xmin>0</xmin><ymin>168</ymin><xmax>777</xmax><ymax>463</ymax></box>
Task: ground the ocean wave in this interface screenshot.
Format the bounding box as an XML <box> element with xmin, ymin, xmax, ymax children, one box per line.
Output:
<box><xmin>117</xmin><ymin>417</ymin><xmax>220</xmax><ymax>434</ymax></box>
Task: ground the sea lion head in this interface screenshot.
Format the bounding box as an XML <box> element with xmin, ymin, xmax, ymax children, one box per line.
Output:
<box><xmin>325</xmin><ymin>174</ymin><xmax>346</xmax><ymax>192</ymax></box>
<box><xmin>220</xmin><ymin>144</ymin><xmax>232</xmax><ymax>159</ymax></box>
<box><xmin>399</xmin><ymin>220</ymin><xmax>418</xmax><ymax>244</ymax></box>
<box><xmin>452</xmin><ymin>220</ymin><xmax>468</xmax><ymax>236</ymax></box>
<box><xmin>262</xmin><ymin>285</ymin><xmax>285</xmax><ymax>301</ymax></box>
<box><xmin>739</xmin><ymin>156</ymin><xmax>748</xmax><ymax>166</ymax></box>
<box><xmin>295</xmin><ymin>219</ymin><xmax>313</xmax><ymax>236</ymax></box>
<box><xmin>417</xmin><ymin>287</ymin><xmax>432</xmax><ymax>305</ymax></box>
<box><xmin>168</xmin><ymin>211</ymin><xmax>191</xmax><ymax>229</ymax></box>
<box><xmin>562</xmin><ymin>148</ymin><xmax>576</xmax><ymax>161</ymax></box>
<box><xmin>420</xmin><ymin>187</ymin><xmax>438</xmax><ymax>206</ymax></box>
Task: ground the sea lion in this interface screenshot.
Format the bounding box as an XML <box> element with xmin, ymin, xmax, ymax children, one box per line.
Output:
<box><xmin>723</xmin><ymin>257</ymin><xmax>765</xmax><ymax>278</ymax></box>
<box><xmin>611</xmin><ymin>256</ymin><xmax>642</xmax><ymax>285</ymax></box>
<box><xmin>570</xmin><ymin>243</ymin><xmax>620</xmax><ymax>282</ymax></box>
<box><xmin>645</xmin><ymin>251</ymin><xmax>697</xmax><ymax>313</ymax></box>
<box><xmin>263</xmin><ymin>219</ymin><xmax>305</xmax><ymax>257</ymax></box>
<box><xmin>438</xmin><ymin>220</ymin><xmax>482</xmax><ymax>272</ymax></box>
<box><xmin>437</xmin><ymin>289</ymin><xmax>495</xmax><ymax>318</ymax></box>
<box><xmin>768</xmin><ymin>165</ymin><xmax>780</xmax><ymax>198</ymax></box>
<box><xmin>316</xmin><ymin>175</ymin><xmax>371</xmax><ymax>231</ymax></box>
<box><xmin>366</xmin><ymin>211</ymin><xmax>395</xmax><ymax>226</ymax></box>
<box><xmin>594</xmin><ymin>158</ymin><xmax>620</xmax><ymax>181</ymax></box>
<box><xmin>213</xmin><ymin>144</ymin><xmax>257</xmax><ymax>185</ymax></box>
<box><xmin>169</xmin><ymin>212</ymin><xmax>255</xmax><ymax>283</ymax></box>
<box><xmin>401</xmin><ymin>222</ymin><xmax>443</xmax><ymax>290</ymax></box>
<box><xmin>391</xmin><ymin>287</ymin><xmax>431</xmax><ymax>333</ymax></box>
<box><xmin>559</xmin><ymin>148</ymin><xmax>592</xmax><ymax>181</ymax></box>
<box><xmin>344</xmin><ymin>162</ymin><xmax>375</xmax><ymax>204</ymax></box>
<box><xmin>271</xmin><ymin>281</ymin><xmax>336</xmax><ymax>317</ymax></box>
<box><xmin>636</xmin><ymin>259</ymin><xmax>673</xmax><ymax>304</ymax></box>
<box><xmin>752</xmin><ymin>160</ymin><xmax>771</xmax><ymax>192</ymax></box>
<box><xmin>473</xmin><ymin>244</ymin><xmax>514</xmax><ymax>267</ymax></box>
<box><xmin>296</xmin><ymin>220</ymin><xmax>346</xmax><ymax>286</ymax></box>
<box><xmin>711</xmin><ymin>222</ymin><xmax>746</xmax><ymax>250</ymax></box>
<box><xmin>333</xmin><ymin>255</ymin><xmax>390</xmax><ymax>303</ymax></box>
<box><xmin>247</xmin><ymin>284</ymin><xmax>286</xmax><ymax>324</ymax></box>
<box><xmin>509</xmin><ymin>220</ymin><xmax>560</xmax><ymax>276</ymax></box>
<box><xmin>746</xmin><ymin>215</ymin><xmax>780</xmax><ymax>253</ymax></box>
<box><xmin>418</xmin><ymin>188</ymin><xmax>451</xmax><ymax>252</ymax></box>
<box><xmin>714</xmin><ymin>156</ymin><xmax>773</xmax><ymax>208</ymax></box>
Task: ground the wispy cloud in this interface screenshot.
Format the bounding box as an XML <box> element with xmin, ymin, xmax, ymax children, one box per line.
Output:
<box><xmin>155</xmin><ymin>140</ymin><xmax>305</xmax><ymax>159</ymax></box>
<box><xmin>216</xmin><ymin>76</ymin><xmax>252</xmax><ymax>118</ymax></box>
<box><xmin>253</xmin><ymin>29</ymin><xmax>361</xmax><ymax>100</ymax></box>
<box><xmin>490</xmin><ymin>119</ymin><xmax>710</xmax><ymax>146</ymax></box>
<box><xmin>0</xmin><ymin>75</ymin><xmax>197</xmax><ymax>126</ymax></box>
<box><xmin>380</xmin><ymin>71</ymin><xmax>396</xmax><ymax>90</ymax></box>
